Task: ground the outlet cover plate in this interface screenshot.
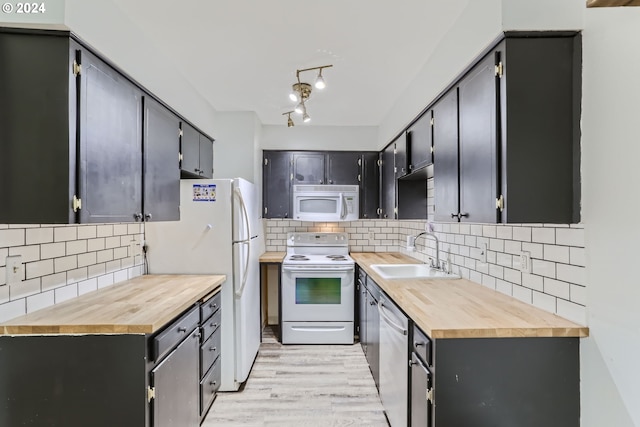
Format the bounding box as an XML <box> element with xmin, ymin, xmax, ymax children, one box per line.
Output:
<box><xmin>520</xmin><ymin>251</ymin><xmax>532</xmax><ymax>274</ymax></box>
<box><xmin>6</xmin><ymin>255</ymin><xmax>23</xmax><ymax>285</ymax></box>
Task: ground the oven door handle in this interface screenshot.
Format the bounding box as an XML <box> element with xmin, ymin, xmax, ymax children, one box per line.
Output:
<box><xmin>283</xmin><ymin>266</ymin><xmax>355</xmax><ymax>273</ymax></box>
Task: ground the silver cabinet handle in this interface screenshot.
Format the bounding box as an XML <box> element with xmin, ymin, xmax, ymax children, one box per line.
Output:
<box><xmin>209</xmin><ymin>347</ymin><xmax>217</xmax><ymax>352</ymax></box>
<box><xmin>144</xmin><ymin>213</ymin><xmax>152</xmax><ymax>220</ymax></box>
<box><xmin>177</xmin><ymin>327</ymin><xmax>187</xmax><ymax>333</ymax></box>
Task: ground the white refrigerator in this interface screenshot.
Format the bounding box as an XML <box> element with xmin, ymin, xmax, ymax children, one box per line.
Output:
<box><xmin>145</xmin><ymin>178</ymin><xmax>263</xmax><ymax>391</ymax></box>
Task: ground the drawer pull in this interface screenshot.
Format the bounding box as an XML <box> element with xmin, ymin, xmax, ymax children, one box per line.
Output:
<box><xmin>210</xmin><ymin>323</ymin><xmax>218</xmax><ymax>328</ymax></box>
<box><xmin>415</xmin><ymin>341</ymin><xmax>424</xmax><ymax>347</ymax></box>
<box><xmin>210</xmin><ymin>381</ymin><xmax>217</xmax><ymax>386</ymax></box>
<box><xmin>209</xmin><ymin>347</ymin><xmax>217</xmax><ymax>352</ymax></box>
<box><xmin>209</xmin><ymin>303</ymin><xmax>218</xmax><ymax>309</ymax></box>
<box><xmin>177</xmin><ymin>327</ymin><xmax>187</xmax><ymax>333</ymax></box>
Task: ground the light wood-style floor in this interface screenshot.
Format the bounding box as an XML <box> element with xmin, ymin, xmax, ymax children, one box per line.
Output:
<box><xmin>202</xmin><ymin>327</ymin><xmax>389</xmax><ymax>426</ymax></box>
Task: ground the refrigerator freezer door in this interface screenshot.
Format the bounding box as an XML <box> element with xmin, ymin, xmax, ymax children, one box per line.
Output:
<box><xmin>232</xmin><ymin>236</ymin><xmax>261</xmax><ymax>383</ymax></box>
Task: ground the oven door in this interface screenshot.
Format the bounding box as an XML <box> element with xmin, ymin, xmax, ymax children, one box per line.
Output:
<box><xmin>281</xmin><ymin>265</ymin><xmax>355</xmax><ymax>321</ymax></box>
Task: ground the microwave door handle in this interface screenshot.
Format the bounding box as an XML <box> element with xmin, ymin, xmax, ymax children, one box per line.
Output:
<box><xmin>340</xmin><ymin>193</ymin><xmax>347</xmax><ymax>219</ymax></box>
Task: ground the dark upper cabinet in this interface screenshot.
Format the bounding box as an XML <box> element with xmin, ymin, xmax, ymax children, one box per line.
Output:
<box><xmin>293</xmin><ymin>152</ymin><xmax>325</xmax><ymax>184</ymax></box>
<box><xmin>381</xmin><ymin>142</ymin><xmax>397</xmax><ymax>219</ymax></box>
<box><xmin>360</xmin><ymin>152</ymin><xmax>380</xmax><ymax>219</ymax></box>
<box><xmin>394</xmin><ymin>132</ymin><xmax>408</xmax><ymax>179</ymax></box>
<box><xmin>78</xmin><ymin>46</ymin><xmax>144</xmax><ymax>223</ymax></box>
<box><xmin>180</xmin><ymin>122</ymin><xmax>213</xmax><ymax>179</ymax></box>
<box><xmin>143</xmin><ymin>97</ymin><xmax>181</xmax><ymax>222</ymax></box>
<box><xmin>431</xmin><ymin>32</ymin><xmax>580</xmax><ymax>224</ymax></box>
<box><xmin>326</xmin><ymin>152</ymin><xmax>361</xmax><ymax>185</ymax></box>
<box><xmin>458</xmin><ymin>52</ymin><xmax>499</xmax><ymax>224</ymax></box>
<box><xmin>433</xmin><ymin>89</ymin><xmax>460</xmax><ymax>222</ymax></box>
<box><xmin>407</xmin><ymin>110</ymin><xmax>433</xmax><ymax>173</ymax></box>
<box><xmin>263</xmin><ymin>151</ymin><xmax>292</xmax><ymax>218</ymax></box>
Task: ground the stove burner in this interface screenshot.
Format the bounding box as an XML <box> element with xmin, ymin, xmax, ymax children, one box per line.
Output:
<box><xmin>326</xmin><ymin>255</ymin><xmax>347</xmax><ymax>259</ymax></box>
<box><xmin>289</xmin><ymin>255</ymin><xmax>309</xmax><ymax>261</ymax></box>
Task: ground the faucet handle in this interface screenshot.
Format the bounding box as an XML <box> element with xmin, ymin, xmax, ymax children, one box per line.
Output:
<box><xmin>429</xmin><ymin>257</ymin><xmax>437</xmax><ymax>268</ymax></box>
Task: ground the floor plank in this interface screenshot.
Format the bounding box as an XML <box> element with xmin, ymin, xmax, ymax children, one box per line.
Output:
<box><xmin>202</xmin><ymin>327</ymin><xmax>389</xmax><ymax>426</ymax></box>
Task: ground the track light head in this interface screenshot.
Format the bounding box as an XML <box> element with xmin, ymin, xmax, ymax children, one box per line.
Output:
<box><xmin>314</xmin><ymin>69</ymin><xmax>326</xmax><ymax>90</ymax></box>
<box><xmin>282</xmin><ymin>111</ymin><xmax>295</xmax><ymax>128</ymax></box>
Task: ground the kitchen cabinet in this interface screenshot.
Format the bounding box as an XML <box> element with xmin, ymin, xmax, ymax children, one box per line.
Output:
<box><xmin>432</xmin><ymin>89</ymin><xmax>460</xmax><ymax>222</ymax></box>
<box><xmin>181</xmin><ymin>122</ymin><xmax>214</xmax><ymax>179</ymax></box>
<box><xmin>432</xmin><ymin>32</ymin><xmax>581</xmax><ymax>223</ymax></box>
<box><xmin>380</xmin><ymin>142</ymin><xmax>397</xmax><ymax>219</ymax></box>
<box><xmin>365</xmin><ymin>275</ymin><xmax>381</xmax><ymax>389</ymax></box>
<box><xmin>394</xmin><ymin>132</ymin><xmax>409</xmax><ymax>179</ymax></box>
<box><xmin>360</xmin><ymin>152</ymin><xmax>380</xmax><ymax>219</ymax></box>
<box><xmin>262</xmin><ymin>150</ymin><xmax>379</xmax><ymax>219</ymax></box>
<box><xmin>0</xmin><ymin>28</ymin><xmax>213</xmax><ymax>224</ymax></box>
<box><xmin>407</xmin><ymin>110</ymin><xmax>433</xmax><ymax>173</ymax></box>
<box><xmin>410</xmin><ymin>325</ymin><xmax>433</xmax><ymax>427</ymax></box>
<box><xmin>199</xmin><ymin>292</ymin><xmax>222</xmax><ymax>420</ymax></box>
<box><xmin>263</xmin><ymin>151</ymin><xmax>292</xmax><ymax>218</ymax></box>
<box><xmin>357</xmin><ymin>268</ymin><xmax>368</xmax><ymax>350</ymax></box>
<box><xmin>143</xmin><ymin>97</ymin><xmax>181</xmax><ymax>222</ymax></box>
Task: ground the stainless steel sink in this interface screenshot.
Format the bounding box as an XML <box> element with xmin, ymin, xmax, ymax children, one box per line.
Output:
<box><xmin>370</xmin><ymin>264</ymin><xmax>460</xmax><ymax>280</ymax></box>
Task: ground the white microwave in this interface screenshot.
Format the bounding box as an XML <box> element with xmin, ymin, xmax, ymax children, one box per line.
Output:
<box><xmin>293</xmin><ymin>185</ymin><xmax>359</xmax><ymax>222</ymax></box>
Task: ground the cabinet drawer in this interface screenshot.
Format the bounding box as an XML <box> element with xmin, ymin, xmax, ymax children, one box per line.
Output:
<box><xmin>413</xmin><ymin>324</ymin><xmax>431</xmax><ymax>365</ymax></box>
<box><xmin>153</xmin><ymin>305</ymin><xmax>199</xmax><ymax>362</ymax></box>
<box><xmin>201</xmin><ymin>307</ymin><xmax>221</xmax><ymax>343</ymax></box>
<box><xmin>200</xmin><ymin>358</ymin><xmax>221</xmax><ymax>417</ymax></box>
<box><xmin>200</xmin><ymin>329</ymin><xmax>221</xmax><ymax>378</ymax></box>
<box><xmin>200</xmin><ymin>292</ymin><xmax>221</xmax><ymax>322</ymax></box>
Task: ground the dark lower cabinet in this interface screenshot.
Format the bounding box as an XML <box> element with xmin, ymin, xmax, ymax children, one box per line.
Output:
<box><xmin>151</xmin><ymin>329</ymin><xmax>200</xmax><ymax>427</ymax></box>
<box><xmin>410</xmin><ymin>352</ymin><xmax>432</xmax><ymax>427</ymax></box>
<box><xmin>357</xmin><ymin>269</ymin><xmax>368</xmax><ymax>350</ymax></box>
<box><xmin>365</xmin><ymin>276</ymin><xmax>381</xmax><ymax>388</ymax></box>
<box><xmin>199</xmin><ymin>292</ymin><xmax>222</xmax><ymax>421</ymax></box>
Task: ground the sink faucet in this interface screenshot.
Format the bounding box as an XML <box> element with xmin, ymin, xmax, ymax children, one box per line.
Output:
<box><xmin>413</xmin><ymin>231</ymin><xmax>440</xmax><ymax>270</ymax></box>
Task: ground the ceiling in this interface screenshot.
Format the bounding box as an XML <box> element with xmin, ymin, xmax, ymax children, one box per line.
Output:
<box><xmin>111</xmin><ymin>1</ymin><xmax>469</xmax><ymax>127</ymax></box>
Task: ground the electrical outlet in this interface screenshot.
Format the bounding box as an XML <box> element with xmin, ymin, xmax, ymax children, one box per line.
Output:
<box><xmin>6</xmin><ymin>255</ymin><xmax>23</xmax><ymax>285</ymax></box>
<box><xmin>369</xmin><ymin>231</ymin><xmax>375</xmax><ymax>241</ymax></box>
<box><xmin>129</xmin><ymin>238</ymin><xmax>140</xmax><ymax>257</ymax></box>
<box><xmin>520</xmin><ymin>251</ymin><xmax>532</xmax><ymax>274</ymax></box>
<box><xmin>479</xmin><ymin>243</ymin><xmax>488</xmax><ymax>264</ymax></box>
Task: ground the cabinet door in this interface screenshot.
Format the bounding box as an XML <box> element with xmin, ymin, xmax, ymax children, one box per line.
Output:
<box><xmin>410</xmin><ymin>352</ymin><xmax>432</xmax><ymax>427</ymax></box>
<box><xmin>199</xmin><ymin>134</ymin><xmax>214</xmax><ymax>178</ymax></box>
<box><xmin>326</xmin><ymin>152</ymin><xmax>360</xmax><ymax>185</ymax></box>
<box><xmin>357</xmin><ymin>274</ymin><xmax>368</xmax><ymax>352</ymax></box>
<box><xmin>263</xmin><ymin>151</ymin><xmax>292</xmax><ymax>218</ymax></box>
<box><xmin>366</xmin><ymin>285</ymin><xmax>380</xmax><ymax>388</ymax></box>
<box><xmin>151</xmin><ymin>332</ymin><xmax>200</xmax><ymax>427</ymax></box>
<box><xmin>395</xmin><ymin>132</ymin><xmax>408</xmax><ymax>178</ymax></box>
<box><xmin>433</xmin><ymin>89</ymin><xmax>460</xmax><ymax>222</ymax></box>
<box><xmin>180</xmin><ymin>122</ymin><xmax>200</xmax><ymax>176</ymax></box>
<box><xmin>381</xmin><ymin>143</ymin><xmax>396</xmax><ymax>219</ymax></box>
<box><xmin>458</xmin><ymin>52</ymin><xmax>499</xmax><ymax>223</ymax></box>
<box><xmin>293</xmin><ymin>152</ymin><xmax>325</xmax><ymax>184</ymax></box>
<box><xmin>407</xmin><ymin>110</ymin><xmax>433</xmax><ymax>172</ymax></box>
<box><xmin>78</xmin><ymin>48</ymin><xmax>142</xmax><ymax>223</ymax></box>
<box><xmin>143</xmin><ymin>97</ymin><xmax>180</xmax><ymax>222</ymax></box>
<box><xmin>360</xmin><ymin>152</ymin><xmax>380</xmax><ymax>219</ymax></box>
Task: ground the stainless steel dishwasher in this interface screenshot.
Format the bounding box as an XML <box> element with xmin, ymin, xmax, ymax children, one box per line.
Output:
<box><xmin>378</xmin><ymin>295</ymin><xmax>409</xmax><ymax>427</ymax></box>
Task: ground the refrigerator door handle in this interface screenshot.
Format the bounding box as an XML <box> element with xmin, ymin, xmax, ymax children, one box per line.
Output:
<box><xmin>234</xmin><ymin>186</ymin><xmax>251</xmax><ymax>240</ymax></box>
<box><xmin>235</xmin><ymin>240</ymin><xmax>250</xmax><ymax>297</ymax></box>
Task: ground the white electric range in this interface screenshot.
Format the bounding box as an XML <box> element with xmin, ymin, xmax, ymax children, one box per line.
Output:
<box><xmin>281</xmin><ymin>232</ymin><xmax>355</xmax><ymax>344</ymax></box>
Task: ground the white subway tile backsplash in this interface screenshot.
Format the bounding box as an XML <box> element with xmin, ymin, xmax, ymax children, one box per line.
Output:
<box><xmin>41</xmin><ymin>272</ymin><xmax>67</xmax><ymax>291</ymax></box>
<box><xmin>67</xmin><ymin>267</ymin><xmax>88</xmax><ymax>285</ymax></box>
<box><xmin>9</xmin><ymin>245</ymin><xmax>40</xmax><ymax>263</ymax></box>
<box><xmin>105</xmin><ymin>236</ymin><xmax>121</xmax><ymax>249</ymax></box>
<box><xmin>78</xmin><ymin>252</ymin><xmax>97</xmax><ymax>268</ymax></box>
<box><xmin>557</xmin><ymin>264</ymin><xmax>585</xmax><ymax>286</ymax></box>
<box><xmin>77</xmin><ymin>225</ymin><xmax>97</xmax><ymax>240</ymax></box>
<box><xmin>10</xmin><ymin>278</ymin><xmax>41</xmax><ymax>300</ymax></box>
<box><xmin>0</xmin><ymin>229</ymin><xmax>25</xmax><ymax>247</ymax></box>
<box><xmin>25</xmin><ymin>227</ymin><xmax>54</xmax><ymax>245</ymax></box>
<box><xmin>556</xmin><ymin>299</ymin><xmax>586</xmax><ymax>325</ymax></box>
<box><xmin>54</xmin><ymin>283</ymin><xmax>78</xmax><ymax>303</ymax></box>
<box><xmin>496</xmin><ymin>226</ymin><xmax>513</xmax><ymax>240</ymax></box>
<box><xmin>512</xmin><ymin>227</ymin><xmax>532</xmax><ymax>242</ymax></box>
<box><xmin>98</xmin><ymin>273</ymin><xmax>115</xmax><ymax>289</ymax></box>
<box><xmin>113</xmin><ymin>224</ymin><xmax>128</xmax><ymax>236</ymax></box>
<box><xmin>114</xmin><ymin>269</ymin><xmax>128</xmax><ymax>283</ymax></box>
<box><xmin>66</xmin><ymin>240</ymin><xmax>88</xmax><ymax>255</ymax></box>
<box><xmin>482</xmin><ymin>225</ymin><xmax>497</xmax><ymax>238</ymax></box>
<box><xmin>496</xmin><ymin>252</ymin><xmax>512</xmax><ymax>268</ymax></box>
<box><xmin>489</xmin><ymin>264</ymin><xmax>504</xmax><ymax>280</ymax></box>
<box><xmin>87</xmin><ymin>238</ymin><xmax>106</xmax><ymax>252</ymax></box>
<box><xmin>0</xmin><ymin>299</ymin><xmax>26</xmax><ymax>322</ymax></box>
<box><xmin>504</xmin><ymin>268</ymin><xmax>522</xmax><ymax>285</ymax></box>
<box><xmin>106</xmin><ymin>260</ymin><xmax>121</xmax><ymax>273</ymax></box>
<box><xmin>496</xmin><ymin>279</ymin><xmax>513</xmax><ymax>296</ymax></box>
<box><xmin>570</xmin><ymin>247</ymin><xmax>586</xmax><ymax>267</ymax></box>
<box><xmin>54</xmin><ymin>255</ymin><xmax>78</xmax><ymax>273</ymax></box>
<box><xmin>0</xmin><ymin>266</ymin><xmax>5</xmax><ymax>286</ymax></box>
<box><xmin>482</xmin><ymin>274</ymin><xmax>497</xmax><ymax>289</ymax></box>
<box><xmin>97</xmin><ymin>249</ymin><xmax>114</xmax><ymax>263</ymax></box>
<box><xmin>532</xmin><ymin>259</ymin><xmax>556</xmax><ymax>278</ymax></box>
<box><xmin>543</xmin><ymin>245</ymin><xmax>570</xmax><ymax>263</ymax></box>
<box><xmin>0</xmin><ymin>285</ymin><xmax>9</xmax><ymax>304</ymax></box>
<box><xmin>504</xmin><ymin>240</ymin><xmax>522</xmax><ymax>255</ymax></box>
<box><xmin>556</xmin><ymin>228</ymin><xmax>585</xmax><ymax>247</ymax></box>
<box><xmin>512</xmin><ymin>285</ymin><xmax>533</xmax><ymax>304</ymax></box>
<box><xmin>533</xmin><ymin>291</ymin><xmax>557</xmax><ymax>313</ymax></box>
<box><xmin>570</xmin><ymin>284</ymin><xmax>587</xmax><ymax>305</ymax></box>
<box><xmin>532</xmin><ymin>228</ymin><xmax>555</xmax><ymax>244</ymax></box>
<box><xmin>544</xmin><ymin>278</ymin><xmax>570</xmax><ymax>300</ymax></box>
<box><xmin>27</xmin><ymin>290</ymin><xmax>55</xmax><ymax>313</ymax></box>
<box><xmin>54</xmin><ymin>226</ymin><xmax>77</xmax><ymax>242</ymax></box>
<box><xmin>26</xmin><ymin>259</ymin><xmax>54</xmax><ymax>279</ymax></box>
<box><xmin>522</xmin><ymin>242</ymin><xmax>544</xmax><ymax>259</ymax></box>
<box><xmin>41</xmin><ymin>242</ymin><xmax>66</xmax><ymax>259</ymax></box>
<box><xmin>522</xmin><ymin>273</ymin><xmax>544</xmax><ymax>292</ymax></box>
<box><xmin>97</xmin><ymin>225</ymin><xmax>114</xmax><ymax>238</ymax></box>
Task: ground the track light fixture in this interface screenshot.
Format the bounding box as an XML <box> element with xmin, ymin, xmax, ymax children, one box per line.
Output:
<box><xmin>284</xmin><ymin>64</ymin><xmax>333</xmax><ymax>127</ymax></box>
<box><xmin>282</xmin><ymin>111</ymin><xmax>295</xmax><ymax>127</ymax></box>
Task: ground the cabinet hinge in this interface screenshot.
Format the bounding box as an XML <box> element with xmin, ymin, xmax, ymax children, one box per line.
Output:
<box><xmin>496</xmin><ymin>194</ymin><xmax>504</xmax><ymax>212</ymax></box>
<box><xmin>178</xmin><ymin>129</ymin><xmax>183</xmax><ymax>137</ymax></box>
<box><xmin>393</xmin><ymin>207</ymin><xmax>398</xmax><ymax>215</ymax></box>
<box><xmin>377</xmin><ymin>159</ymin><xmax>382</xmax><ymax>167</ymax></box>
<box><xmin>72</xmin><ymin>60</ymin><xmax>81</xmax><ymax>76</ymax></box>
<box><xmin>179</xmin><ymin>152</ymin><xmax>183</xmax><ymax>162</ymax></box>
<box><xmin>430</xmin><ymin>117</ymin><xmax>434</xmax><ymax>126</ymax></box>
<box><xmin>264</xmin><ymin>158</ymin><xmax>268</xmax><ymax>166</ymax></box>
<box><xmin>430</xmin><ymin>146</ymin><xmax>434</xmax><ymax>154</ymax></box>
<box><xmin>426</xmin><ymin>387</ymin><xmax>434</xmax><ymax>404</ymax></box>
<box><xmin>376</xmin><ymin>208</ymin><xmax>382</xmax><ymax>216</ymax></box>
<box><xmin>394</xmin><ymin>167</ymin><xmax>397</xmax><ymax>173</ymax></box>
<box><xmin>147</xmin><ymin>386</ymin><xmax>155</xmax><ymax>402</ymax></box>
<box><xmin>495</xmin><ymin>62</ymin><xmax>503</xmax><ymax>78</ymax></box>
<box><xmin>72</xmin><ymin>195</ymin><xmax>82</xmax><ymax>212</ymax></box>
<box><xmin>264</xmin><ymin>207</ymin><xmax>268</xmax><ymax>215</ymax></box>
<box><xmin>357</xmin><ymin>158</ymin><xmax>362</xmax><ymax>166</ymax></box>
<box><xmin>358</xmin><ymin>174</ymin><xmax>361</xmax><ymax>182</ymax></box>
<box><xmin>290</xmin><ymin>173</ymin><xmax>293</xmax><ymax>181</ymax></box>
<box><xmin>394</xmin><ymin>147</ymin><xmax>397</xmax><ymax>155</ymax></box>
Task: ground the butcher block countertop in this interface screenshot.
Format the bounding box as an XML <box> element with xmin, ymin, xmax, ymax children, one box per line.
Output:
<box><xmin>259</xmin><ymin>252</ymin><xmax>286</xmax><ymax>263</ymax></box>
<box><xmin>0</xmin><ymin>274</ymin><xmax>225</xmax><ymax>335</ymax></box>
<box><xmin>351</xmin><ymin>252</ymin><xmax>589</xmax><ymax>339</ymax></box>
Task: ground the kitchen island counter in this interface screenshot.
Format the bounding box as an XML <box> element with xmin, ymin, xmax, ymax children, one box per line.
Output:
<box><xmin>351</xmin><ymin>252</ymin><xmax>588</xmax><ymax>339</ymax></box>
<box><xmin>0</xmin><ymin>274</ymin><xmax>225</xmax><ymax>335</ymax></box>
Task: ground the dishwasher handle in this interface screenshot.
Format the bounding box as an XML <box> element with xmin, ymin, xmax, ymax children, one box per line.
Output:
<box><xmin>378</xmin><ymin>300</ymin><xmax>408</xmax><ymax>335</ymax></box>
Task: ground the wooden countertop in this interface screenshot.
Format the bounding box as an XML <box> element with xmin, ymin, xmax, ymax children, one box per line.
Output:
<box><xmin>0</xmin><ymin>275</ymin><xmax>225</xmax><ymax>335</ymax></box>
<box><xmin>260</xmin><ymin>252</ymin><xmax>286</xmax><ymax>263</ymax></box>
<box><xmin>351</xmin><ymin>252</ymin><xmax>589</xmax><ymax>339</ymax></box>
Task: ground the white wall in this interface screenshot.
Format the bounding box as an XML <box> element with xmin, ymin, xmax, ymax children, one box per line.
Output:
<box><xmin>580</xmin><ymin>7</ymin><xmax>640</xmax><ymax>426</ymax></box>
<box><xmin>212</xmin><ymin>111</ymin><xmax>261</xmax><ymax>183</ymax></box>
<box><xmin>261</xmin><ymin>125</ymin><xmax>378</xmax><ymax>151</ymax></box>
<box><xmin>64</xmin><ymin>0</ymin><xmax>216</xmax><ymax>136</ymax></box>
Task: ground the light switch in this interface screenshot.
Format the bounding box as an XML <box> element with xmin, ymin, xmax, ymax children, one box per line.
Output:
<box><xmin>5</xmin><ymin>255</ymin><xmax>23</xmax><ymax>285</ymax></box>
